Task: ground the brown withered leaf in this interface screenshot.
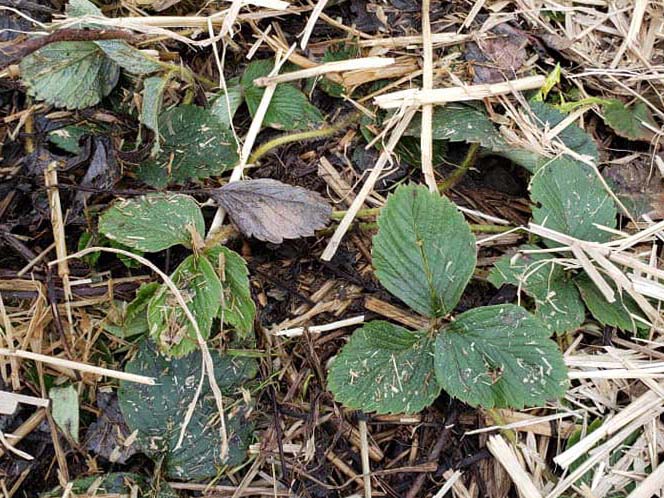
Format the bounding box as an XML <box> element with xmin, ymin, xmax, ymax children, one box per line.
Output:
<box><xmin>212</xmin><ymin>179</ymin><xmax>332</xmax><ymax>243</ymax></box>
<box><xmin>465</xmin><ymin>24</ymin><xmax>529</xmax><ymax>84</ymax></box>
<box><xmin>85</xmin><ymin>391</ymin><xmax>138</xmax><ymax>464</ymax></box>
<box><xmin>604</xmin><ymin>159</ymin><xmax>664</xmax><ymax>219</ymax></box>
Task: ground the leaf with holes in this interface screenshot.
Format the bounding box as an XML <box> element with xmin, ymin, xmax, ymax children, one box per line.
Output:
<box><xmin>20</xmin><ymin>41</ymin><xmax>120</xmax><ymax>110</ymax></box>
<box><xmin>147</xmin><ymin>255</ymin><xmax>222</xmax><ymax>357</ymax></box>
<box><xmin>575</xmin><ymin>275</ymin><xmax>645</xmax><ymax>332</ymax></box>
<box><xmin>136</xmin><ymin>105</ymin><xmax>239</xmax><ymax>187</ymax></box>
<box><xmin>241</xmin><ymin>59</ymin><xmax>324</xmax><ymax>131</ymax></box>
<box><xmin>205</xmin><ymin>246</ymin><xmax>256</xmax><ymax>339</ymax></box>
<box><xmin>530</xmin><ymin>156</ymin><xmax>617</xmax><ymax>246</ymax></box>
<box><xmin>118</xmin><ymin>339</ymin><xmax>257</xmax><ymax>480</ymax></box>
<box><xmin>489</xmin><ymin>245</ymin><xmax>585</xmax><ymax>333</ymax></box>
<box><xmin>373</xmin><ymin>185</ymin><xmax>476</xmax><ymax>318</ymax></box>
<box><xmin>328</xmin><ymin>321</ymin><xmax>440</xmax><ymax>414</ymax></box>
<box><xmin>99</xmin><ymin>194</ymin><xmax>204</xmax><ymax>252</ymax></box>
<box><xmin>435</xmin><ymin>304</ymin><xmax>568</xmax><ymax>408</ymax></box>
<box><xmin>602</xmin><ymin>99</ymin><xmax>657</xmax><ymax>142</ymax></box>
<box><xmin>211</xmin><ymin>179</ymin><xmax>332</xmax><ymax>243</ymax></box>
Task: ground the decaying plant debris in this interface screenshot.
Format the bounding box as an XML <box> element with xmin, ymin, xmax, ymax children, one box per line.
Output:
<box><xmin>1</xmin><ymin>0</ymin><xmax>664</xmax><ymax>497</ymax></box>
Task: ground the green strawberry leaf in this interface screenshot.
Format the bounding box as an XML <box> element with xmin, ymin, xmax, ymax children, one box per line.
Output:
<box><xmin>210</xmin><ymin>79</ymin><xmax>244</xmax><ymax>128</ymax></box>
<box><xmin>41</xmin><ymin>472</ymin><xmax>176</xmax><ymax>498</ymax></box>
<box><xmin>141</xmin><ymin>75</ymin><xmax>170</xmax><ymax>156</ymax></box>
<box><xmin>99</xmin><ymin>193</ymin><xmax>204</xmax><ymax>252</ymax></box>
<box><xmin>575</xmin><ymin>274</ymin><xmax>645</xmax><ymax>332</ymax></box>
<box><xmin>241</xmin><ymin>59</ymin><xmax>324</xmax><ymax>131</ymax></box>
<box><xmin>327</xmin><ymin>321</ymin><xmax>440</xmax><ymax>414</ymax></box>
<box><xmin>373</xmin><ymin>185</ymin><xmax>476</xmax><ymax>318</ymax></box>
<box><xmin>119</xmin><ymin>339</ymin><xmax>257</xmax><ymax>480</ymax></box>
<box><xmin>489</xmin><ymin>245</ymin><xmax>585</xmax><ymax>333</ymax></box>
<box><xmin>65</xmin><ymin>0</ymin><xmax>161</xmax><ymax>75</ymax></box>
<box><xmin>404</xmin><ymin>103</ymin><xmax>508</xmax><ymax>152</ymax></box>
<box><xmin>602</xmin><ymin>99</ymin><xmax>656</xmax><ymax>142</ymax></box>
<box><xmin>530</xmin><ymin>156</ymin><xmax>617</xmax><ymax>246</ymax></box>
<box><xmin>499</xmin><ymin>101</ymin><xmax>600</xmax><ymax>173</ymax></box>
<box><xmin>103</xmin><ymin>282</ymin><xmax>159</xmax><ymax>339</ymax></box>
<box><xmin>136</xmin><ymin>105</ymin><xmax>239</xmax><ymax>187</ymax></box>
<box><xmin>20</xmin><ymin>41</ymin><xmax>120</xmax><ymax>110</ymax></box>
<box><xmin>205</xmin><ymin>246</ymin><xmax>256</xmax><ymax>339</ymax></box>
<box><xmin>435</xmin><ymin>304</ymin><xmax>568</xmax><ymax>409</ymax></box>
<box><xmin>147</xmin><ymin>255</ymin><xmax>222</xmax><ymax>357</ymax></box>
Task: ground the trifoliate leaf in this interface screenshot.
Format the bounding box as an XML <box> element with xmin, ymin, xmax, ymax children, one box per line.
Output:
<box><xmin>119</xmin><ymin>339</ymin><xmax>257</xmax><ymax>480</ymax></box>
<box><xmin>575</xmin><ymin>274</ymin><xmax>645</xmax><ymax>332</ymax></box>
<box><xmin>373</xmin><ymin>185</ymin><xmax>476</xmax><ymax>318</ymax></box>
<box><xmin>99</xmin><ymin>194</ymin><xmax>204</xmax><ymax>252</ymax></box>
<box><xmin>328</xmin><ymin>321</ymin><xmax>441</xmax><ymax>414</ymax></box>
<box><xmin>136</xmin><ymin>105</ymin><xmax>239</xmax><ymax>187</ymax></box>
<box><xmin>210</xmin><ymin>80</ymin><xmax>243</xmax><ymax>128</ymax></box>
<box><xmin>20</xmin><ymin>41</ymin><xmax>120</xmax><ymax>110</ymax></box>
<box><xmin>530</xmin><ymin>156</ymin><xmax>617</xmax><ymax>246</ymax></box>
<box><xmin>49</xmin><ymin>385</ymin><xmax>79</xmax><ymax>442</ymax></box>
<box><xmin>147</xmin><ymin>255</ymin><xmax>222</xmax><ymax>357</ymax></box>
<box><xmin>435</xmin><ymin>304</ymin><xmax>568</xmax><ymax>408</ymax></box>
<box><xmin>489</xmin><ymin>245</ymin><xmax>585</xmax><ymax>333</ymax></box>
<box><xmin>241</xmin><ymin>59</ymin><xmax>324</xmax><ymax>131</ymax></box>
<box><xmin>205</xmin><ymin>246</ymin><xmax>256</xmax><ymax>338</ymax></box>
<box><xmin>211</xmin><ymin>179</ymin><xmax>332</xmax><ymax>243</ymax></box>
<box><xmin>141</xmin><ymin>75</ymin><xmax>170</xmax><ymax>156</ymax></box>
<box><xmin>41</xmin><ymin>472</ymin><xmax>177</xmax><ymax>498</ymax></box>
<box><xmin>602</xmin><ymin>100</ymin><xmax>656</xmax><ymax>142</ymax></box>
<box><xmin>404</xmin><ymin>104</ymin><xmax>508</xmax><ymax>152</ymax></box>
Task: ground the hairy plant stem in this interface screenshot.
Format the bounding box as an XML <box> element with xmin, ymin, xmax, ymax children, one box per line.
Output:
<box><xmin>437</xmin><ymin>142</ymin><xmax>480</xmax><ymax>193</ymax></box>
<box><xmin>248</xmin><ymin>111</ymin><xmax>363</xmax><ymax>165</ymax></box>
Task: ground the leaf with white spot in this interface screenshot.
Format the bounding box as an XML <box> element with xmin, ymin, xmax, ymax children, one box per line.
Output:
<box><xmin>241</xmin><ymin>59</ymin><xmax>324</xmax><ymax>131</ymax></box>
<box><xmin>328</xmin><ymin>321</ymin><xmax>441</xmax><ymax>414</ymax></box>
<box><xmin>373</xmin><ymin>184</ymin><xmax>476</xmax><ymax>318</ymax></box>
<box><xmin>118</xmin><ymin>339</ymin><xmax>257</xmax><ymax>480</ymax></box>
<box><xmin>205</xmin><ymin>246</ymin><xmax>256</xmax><ymax>339</ymax></box>
<box><xmin>435</xmin><ymin>304</ymin><xmax>568</xmax><ymax>409</ymax></box>
<box><xmin>489</xmin><ymin>245</ymin><xmax>585</xmax><ymax>333</ymax></box>
<box><xmin>404</xmin><ymin>103</ymin><xmax>508</xmax><ymax>152</ymax></box>
<box><xmin>99</xmin><ymin>193</ymin><xmax>204</xmax><ymax>252</ymax></box>
<box><xmin>147</xmin><ymin>255</ymin><xmax>222</xmax><ymax>357</ymax></box>
<box><xmin>136</xmin><ymin>105</ymin><xmax>239</xmax><ymax>187</ymax></box>
<box><xmin>530</xmin><ymin>156</ymin><xmax>617</xmax><ymax>246</ymax></box>
<box><xmin>575</xmin><ymin>274</ymin><xmax>645</xmax><ymax>332</ymax></box>
<box><xmin>210</xmin><ymin>80</ymin><xmax>243</xmax><ymax>128</ymax></box>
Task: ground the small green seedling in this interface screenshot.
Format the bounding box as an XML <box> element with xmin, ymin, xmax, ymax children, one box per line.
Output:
<box><xmin>328</xmin><ymin>184</ymin><xmax>569</xmax><ymax>414</ymax></box>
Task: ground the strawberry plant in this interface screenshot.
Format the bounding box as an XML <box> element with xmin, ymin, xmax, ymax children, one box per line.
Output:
<box><xmin>328</xmin><ymin>184</ymin><xmax>569</xmax><ymax>414</ymax></box>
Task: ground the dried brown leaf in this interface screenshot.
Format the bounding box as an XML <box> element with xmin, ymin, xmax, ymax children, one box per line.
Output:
<box><xmin>212</xmin><ymin>179</ymin><xmax>332</xmax><ymax>243</ymax></box>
